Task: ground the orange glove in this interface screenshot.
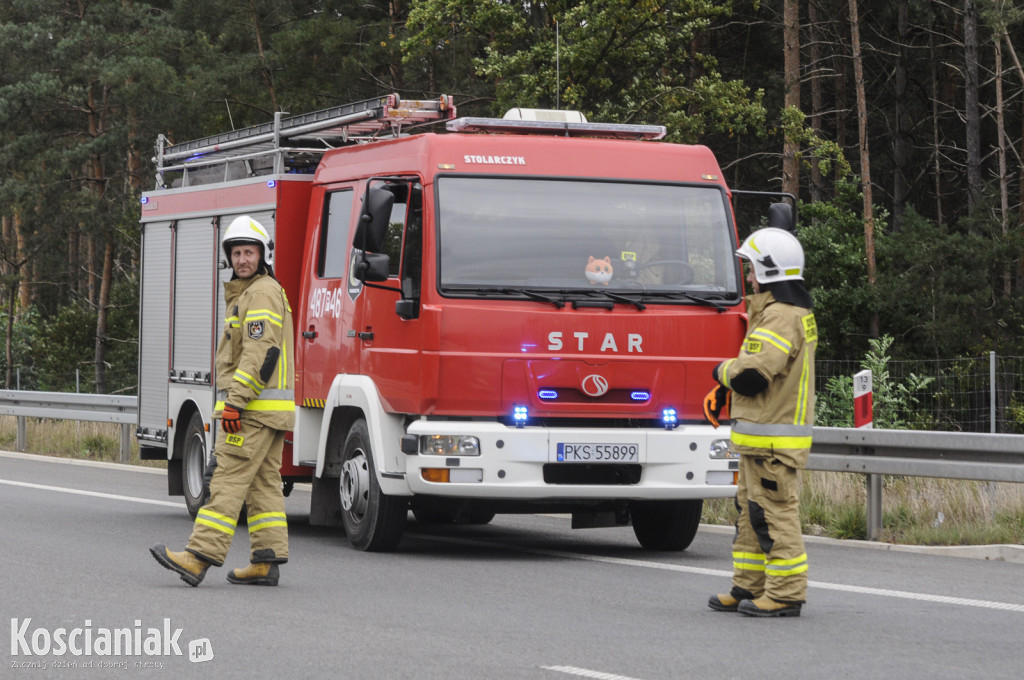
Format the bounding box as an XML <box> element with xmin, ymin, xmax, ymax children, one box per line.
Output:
<box><xmin>221</xmin><ymin>404</ymin><xmax>242</xmax><ymax>434</ymax></box>
<box><xmin>702</xmin><ymin>386</ymin><xmax>731</xmax><ymax>428</ymax></box>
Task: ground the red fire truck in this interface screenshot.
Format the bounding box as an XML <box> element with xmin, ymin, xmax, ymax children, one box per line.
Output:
<box><xmin>136</xmin><ymin>94</ymin><xmax>790</xmax><ymax>551</ymax></box>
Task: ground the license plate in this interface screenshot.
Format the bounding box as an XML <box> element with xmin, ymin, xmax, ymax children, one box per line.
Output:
<box><xmin>555</xmin><ymin>442</ymin><xmax>640</xmax><ymax>462</ymax></box>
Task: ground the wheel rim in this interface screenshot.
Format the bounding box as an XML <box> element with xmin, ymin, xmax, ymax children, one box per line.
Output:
<box><xmin>185</xmin><ymin>431</ymin><xmax>206</xmax><ymax>498</ymax></box>
<box><xmin>340</xmin><ymin>449</ymin><xmax>370</xmax><ymax>519</ymax></box>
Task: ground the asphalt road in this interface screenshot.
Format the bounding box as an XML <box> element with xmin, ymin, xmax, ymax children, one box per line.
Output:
<box><xmin>2</xmin><ymin>450</ymin><xmax>1023</xmax><ymax>680</ymax></box>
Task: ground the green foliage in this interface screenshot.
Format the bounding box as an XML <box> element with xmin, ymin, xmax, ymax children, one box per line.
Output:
<box><xmin>876</xmin><ymin>203</ymin><xmax>1024</xmax><ymax>359</ymax></box>
<box><xmin>798</xmin><ymin>178</ymin><xmax>876</xmax><ymax>360</ymax></box>
<box><xmin>0</xmin><ymin>277</ymin><xmax>137</xmax><ymax>393</ymax></box>
<box><xmin>404</xmin><ymin>0</ymin><xmax>768</xmax><ymax>141</ymax></box>
<box><xmin>779</xmin><ymin>107</ymin><xmax>852</xmax><ymax>180</ymax></box>
<box><xmin>816</xmin><ymin>335</ymin><xmax>934</xmax><ymax>429</ymax></box>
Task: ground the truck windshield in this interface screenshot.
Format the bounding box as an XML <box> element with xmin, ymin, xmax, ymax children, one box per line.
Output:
<box><xmin>436</xmin><ymin>177</ymin><xmax>740</xmax><ymax>299</ymax></box>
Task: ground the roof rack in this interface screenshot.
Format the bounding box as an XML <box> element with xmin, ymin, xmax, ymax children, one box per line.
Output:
<box><xmin>153</xmin><ymin>94</ymin><xmax>455</xmax><ymax>189</ymax></box>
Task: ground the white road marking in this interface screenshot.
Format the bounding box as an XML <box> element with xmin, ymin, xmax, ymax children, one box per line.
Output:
<box><xmin>4</xmin><ymin>470</ymin><xmax>1022</xmax><ymax>614</ymax></box>
<box><xmin>542</xmin><ymin>665</ymin><xmax>645</xmax><ymax>680</ymax></box>
<box><xmin>415</xmin><ymin>533</ymin><xmax>1024</xmax><ymax>613</ymax></box>
<box><xmin>0</xmin><ymin>449</ymin><xmax>166</xmax><ymax>473</ymax></box>
<box><xmin>0</xmin><ymin>478</ymin><xmax>185</xmax><ymax>508</ymax></box>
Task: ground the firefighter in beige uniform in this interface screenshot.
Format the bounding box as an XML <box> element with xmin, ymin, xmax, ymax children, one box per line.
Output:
<box><xmin>151</xmin><ymin>216</ymin><xmax>295</xmax><ymax>587</ymax></box>
<box><xmin>703</xmin><ymin>227</ymin><xmax>816</xmax><ymax>617</ymax></box>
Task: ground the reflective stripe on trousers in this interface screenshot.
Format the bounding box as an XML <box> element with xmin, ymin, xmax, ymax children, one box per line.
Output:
<box><xmin>247</xmin><ymin>511</ymin><xmax>288</xmax><ymax>534</ymax></box>
<box><xmin>733</xmin><ymin>551</ymin><xmax>766</xmax><ymax>572</ymax></box>
<box><xmin>195</xmin><ymin>508</ymin><xmax>237</xmax><ymax>536</ymax></box>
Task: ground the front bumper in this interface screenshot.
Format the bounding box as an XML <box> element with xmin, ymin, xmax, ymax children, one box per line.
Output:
<box><xmin>402</xmin><ymin>420</ymin><xmax>737</xmax><ymax>500</ymax></box>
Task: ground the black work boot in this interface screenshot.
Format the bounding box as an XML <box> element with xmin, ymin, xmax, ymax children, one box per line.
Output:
<box><xmin>227</xmin><ymin>562</ymin><xmax>279</xmax><ymax>586</ymax></box>
<box><xmin>150</xmin><ymin>545</ymin><xmax>211</xmax><ymax>587</ymax></box>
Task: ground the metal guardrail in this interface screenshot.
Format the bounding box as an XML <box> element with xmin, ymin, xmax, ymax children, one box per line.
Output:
<box><xmin>0</xmin><ymin>390</ymin><xmax>1021</xmax><ymax>541</ymax></box>
<box><xmin>809</xmin><ymin>426</ymin><xmax>1024</xmax><ymax>539</ymax></box>
<box><xmin>0</xmin><ymin>390</ymin><xmax>137</xmax><ymax>463</ymax></box>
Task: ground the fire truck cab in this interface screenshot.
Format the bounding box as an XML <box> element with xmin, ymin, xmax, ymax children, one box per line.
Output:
<box><xmin>136</xmin><ymin>94</ymin><xmax>788</xmax><ymax>552</ymax></box>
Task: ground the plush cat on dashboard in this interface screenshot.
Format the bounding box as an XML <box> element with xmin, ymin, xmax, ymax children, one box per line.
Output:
<box><xmin>585</xmin><ymin>255</ymin><xmax>613</xmax><ymax>285</ymax></box>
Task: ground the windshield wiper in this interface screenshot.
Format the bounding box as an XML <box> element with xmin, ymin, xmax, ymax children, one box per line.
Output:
<box><xmin>638</xmin><ymin>291</ymin><xmax>734</xmax><ymax>313</ymax></box>
<box><xmin>496</xmin><ymin>288</ymin><xmax>566</xmax><ymax>308</ymax></box>
<box><xmin>577</xmin><ymin>290</ymin><xmax>646</xmax><ymax>311</ymax></box>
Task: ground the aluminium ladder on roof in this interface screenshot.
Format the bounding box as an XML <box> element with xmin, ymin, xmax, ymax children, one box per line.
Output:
<box><xmin>152</xmin><ymin>93</ymin><xmax>455</xmax><ymax>189</ymax></box>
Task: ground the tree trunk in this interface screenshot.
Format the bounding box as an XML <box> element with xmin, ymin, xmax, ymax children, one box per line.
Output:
<box><xmin>248</xmin><ymin>0</ymin><xmax>278</xmax><ymax>111</ymax></box>
<box><xmin>388</xmin><ymin>0</ymin><xmax>404</xmax><ymax>90</ymax></box>
<box><xmin>94</xmin><ymin>238</ymin><xmax>113</xmax><ymax>394</ymax></box>
<box><xmin>808</xmin><ymin>0</ymin><xmax>824</xmax><ymax>205</ymax></box>
<box><xmin>930</xmin><ymin>32</ymin><xmax>945</xmax><ymax>228</ymax></box>
<box><xmin>5</xmin><ymin>277</ymin><xmax>16</xmax><ymax>390</ymax></box>
<box><xmin>782</xmin><ymin>0</ymin><xmax>801</xmax><ymax>199</ymax></box>
<box><xmin>14</xmin><ymin>213</ymin><xmax>29</xmax><ymax>313</ymax></box>
<box><xmin>850</xmin><ymin>0</ymin><xmax>878</xmax><ymax>337</ymax></box>
<box><xmin>963</xmin><ymin>0</ymin><xmax>983</xmax><ymax>217</ymax></box>
<box><xmin>892</xmin><ymin>0</ymin><xmax>911</xmax><ymax>232</ymax></box>
<box><xmin>993</xmin><ymin>32</ymin><xmax>1010</xmax><ymax>296</ymax></box>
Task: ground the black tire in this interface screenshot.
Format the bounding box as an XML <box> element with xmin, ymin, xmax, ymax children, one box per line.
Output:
<box><xmin>181</xmin><ymin>411</ymin><xmax>209</xmax><ymax>519</ymax></box>
<box><xmin>339</xmin><ymin>419</ymin><xmax>407</xmax><ymax>551</ymax></box>
<box><xmin>630</xmin><ymin>499</ymin><xmax>703</xmax><ymax>551</ymax></box>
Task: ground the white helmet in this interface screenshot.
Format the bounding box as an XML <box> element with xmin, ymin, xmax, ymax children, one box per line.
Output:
<box><xmin>223</xmin><ymin>215</ymin><xmax>273</xmax><ymax>265</ymax></box>
<box><xmin>736</xmin><ymin>227</ymin><xmax>804</xmax><ymax>283</ymax></box>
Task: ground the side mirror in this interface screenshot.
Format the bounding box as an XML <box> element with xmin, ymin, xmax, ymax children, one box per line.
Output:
<box><xmin>353</xmin><ymin>251</ymin><xmax>390</xmax><ymax>282</ymax></box>
<box><xmin>767</xmin><ymin>203</ymin><xmax>795</xmax><ymax>232</ymax></box>
<box><xmin>354</xmin><ymin>185</ymin><xmax>395</xmax><ymax>252</ymax></box>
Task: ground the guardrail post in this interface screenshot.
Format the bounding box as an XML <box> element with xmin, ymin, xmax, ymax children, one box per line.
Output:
<box><xmin>120</xmin><ymin>424</ymin><xmax>131</xmax><ymax>464</ymax></box>
<box><xmin>866</xmin><ymin>474</ymin><xmax>883</xmax><ymax>540</ymax></box>
<box><xmin>16</xmin><ymin>415</ymin><xmax>26</xmax><ymax>451</ymax></box>
<box><xmin>990</xmin><ymin>351</ymin><xmax>996</xmax><ymax>434</ymax></box>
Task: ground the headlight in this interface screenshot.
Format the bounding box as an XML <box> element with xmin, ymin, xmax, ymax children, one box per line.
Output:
<box><xmin>422</xmin><ymin>435</ymin><xmax>481</xmax><ymax>456</ymax></box>
<box><xmin>709</xmin><ymin>438</ymin><xmax>736</xmax><ymax>459</ymax></box>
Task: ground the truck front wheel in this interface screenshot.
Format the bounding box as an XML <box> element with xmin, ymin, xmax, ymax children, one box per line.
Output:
<box><xmin>339</xmin><ymin>419</ymin><xmax>407</xmax><ymax>551</ymax></box>
<box><xmin>630</xmin><ymin>499</ymin><xmax>703</xmax><ymax>551</ymax></box>
<box><xmin>181</xmin><ymin>411</ymin><xmax>209</xmax><ymax>518</ymax></box>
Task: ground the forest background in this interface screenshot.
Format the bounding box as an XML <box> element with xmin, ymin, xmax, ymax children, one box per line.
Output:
<box><xmin>0</xmin><ymin>0</ymin><xmax>1023</xmax><ymax>426</ymax></box>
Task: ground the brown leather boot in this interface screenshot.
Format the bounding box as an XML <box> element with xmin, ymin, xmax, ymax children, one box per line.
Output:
<box><xmin>738</xmin><ymin>595</ymin><xmax>802</xmax><ymax>617</ymax></box>
<box><xmin>150</xmin><ymin>545</ymin><xmax>210</xmax><ymax>587</ymax></box>
<box><xmin>226</xmin><ymin>562</ymin><xmax>279</xmax><ymax>586</ymax></box>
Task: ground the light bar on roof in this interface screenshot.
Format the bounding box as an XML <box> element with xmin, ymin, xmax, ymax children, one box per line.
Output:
<box><xmin>446</xmin><ymin>116</ymin><xmax>667</xmax><ymax>140</ymax></box>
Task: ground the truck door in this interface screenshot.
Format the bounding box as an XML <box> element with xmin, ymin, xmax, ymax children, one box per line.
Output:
<box><xmin>354</xmin><ymin>180</ymin><xmax>426</xmax><ymax>414</ymax></box>
<box><xmin>298</xmin><ymin>186</ymin><xmax>361</xmax><ymax>403</ymax></box>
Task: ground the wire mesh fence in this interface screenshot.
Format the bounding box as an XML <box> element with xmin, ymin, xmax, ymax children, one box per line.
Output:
<box><xmin>0</xmin><ymin>367</ymin><xmax>138</xmax><ymax>397</ymax></box>
<box><xmin>818</xmin><ymin>353</ymin><xmax>1024</xmax><ymax>434</ymax></box>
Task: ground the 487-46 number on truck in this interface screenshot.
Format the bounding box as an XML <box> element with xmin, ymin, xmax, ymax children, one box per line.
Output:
<box><xmin>556</xmin><ymin>443</ymin><xmax>639</xmax><ymax>462</ymax></box>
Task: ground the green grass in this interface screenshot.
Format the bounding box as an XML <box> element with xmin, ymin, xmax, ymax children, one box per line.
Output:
<box><xmin>702</xmin><ymin>469</ymin><xmax>1024</xmax><ymax>546</ymax></box>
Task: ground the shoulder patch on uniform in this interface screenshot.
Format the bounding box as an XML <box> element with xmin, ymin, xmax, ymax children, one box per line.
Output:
<box><xmin>743</xmin><ymin>339</ymin><xmax>763</xmax><ymax>353</ymax></box>
<box><xmin>247</xmin><ymin>320</ymin><xmax>265</xmax><ymax>340</ymax></box>
<box><xmin>802</xmin><ymin>313</ymin><xmax>818</xmax><ymax>343</ymax></box>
